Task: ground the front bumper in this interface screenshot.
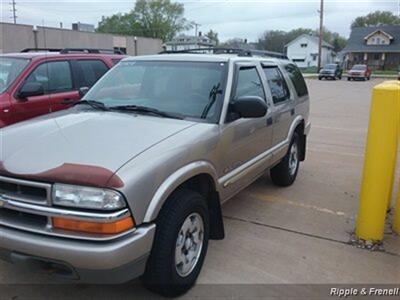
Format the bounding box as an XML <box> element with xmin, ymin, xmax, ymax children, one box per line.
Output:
<box><xmin>0</xmin><ymin>223</ymin><xmax>155</xmax><ymax>283</ymax></box>
<box><xmin>348</xmin><ymin>73</ymin><xmax>365</xmax><ymax>78</ymax></box>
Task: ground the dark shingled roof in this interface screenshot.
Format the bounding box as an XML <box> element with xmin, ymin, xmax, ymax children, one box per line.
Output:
<box><xmin>343</xmin><ymin>25</ymin><xmax>400</xmax><ymax>53</ymax></box>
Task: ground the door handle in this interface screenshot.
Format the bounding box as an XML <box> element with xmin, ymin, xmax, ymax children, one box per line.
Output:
<box><xmin>61</xmin><ymin>98</ymin><xmax>74</xmax><ymax>105</ymax></box>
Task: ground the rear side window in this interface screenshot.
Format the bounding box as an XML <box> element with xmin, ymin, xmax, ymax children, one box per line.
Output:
<box><xmin>234</xmin><ymin>66</ymin><xmax>265</xmax><ymax>100</ymax></box>
<box><xmin>263</xmin><ymin>66</ymin><xmax>290</xmax><ymax>104</ymax></box>
<box><xmin>284</xmin><ymin>64</ymin><xmax>308</xmax><ymax>97</ymax></box>
<box><xmin>112</xmin><ymin>58</ymin><xmax>122</xmax><ymax>65</ymax></box>
<box><xmin>26</xmin><ymin>61</ymin><xmax>73</xmax><ymax>94</ymax></box>
<box><xmin>77</xmin><ymin>60</ymin><xmax>109</xmax><ymax>88</ymax></box>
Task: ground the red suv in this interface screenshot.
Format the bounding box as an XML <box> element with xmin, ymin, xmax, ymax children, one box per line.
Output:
<box><xmin>0</xmin><ymin>48</ymin><xmax>126</xmax><ymax>128</ymax></box>
<box><xmin>347</xmin><ymin>64</ymin><xmax>372</xmax><ymax>81</ymax></box>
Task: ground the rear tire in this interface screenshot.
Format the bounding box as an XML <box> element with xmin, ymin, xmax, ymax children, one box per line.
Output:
<box><xmin>270</xmin><ymin>132</ymin><xmax>300</xmax><ymax>187</ymax></box>
<box><xmin>143</xmin><ymin>189</ymin><xmax>209</xmax><ymax>297</ymax></box>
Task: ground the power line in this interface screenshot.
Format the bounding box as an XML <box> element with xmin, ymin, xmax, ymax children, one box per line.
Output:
<box><xmin>10</xmin><ymin>0</ymin><xmax>17</xmax><ymax>24</ymax></box>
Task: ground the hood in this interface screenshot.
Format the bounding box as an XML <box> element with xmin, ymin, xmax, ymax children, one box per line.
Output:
<box><xmin>0</xmin><ymin>110</ymin><xmax>196</xmax><ymax>187</ymax></box>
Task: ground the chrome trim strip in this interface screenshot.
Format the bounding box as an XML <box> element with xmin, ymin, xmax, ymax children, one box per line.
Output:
<box><xmin>1</xmin><ymin>199</ymin><xmax>130</xmax><ymax>223</ymax></box>
<box><xmin>219</xmin><ymin>140</ymin><xmax>288</xmax><ymax>188</ymax></box>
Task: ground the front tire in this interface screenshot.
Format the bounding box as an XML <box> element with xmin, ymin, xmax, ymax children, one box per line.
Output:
<box><xmin>143</xmin><ymin>189</ymin><xmax>209</xmax><ymax>297</ymax></box>
<box><xmin>270</xmin><ymin>132</ymin><xmax>300</xmax><ymax>187</ymax></box>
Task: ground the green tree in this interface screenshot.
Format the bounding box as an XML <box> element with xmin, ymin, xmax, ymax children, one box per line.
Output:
<box><xmin>351</xmin><ymin>11</ymin><xmax>400</xmax><ymax>28</ymax></box>
<box><xmin>205</xmin><ymin>29</ymin><xmax>219</xmax><ymax>46</ymax></box>
<box><xmin>97</xmin><ymin>14</ymin><xmax>141</xmax><ymax>35</ymax></box>
<box><xmin>97</xmin><ymin>0</ymin><xmax>192</xmax><ymax>41</ymax></box>
<box><xmin>257</xmin><ymin>28</ymin><xmax>313</xmax><ymax>52</ymax></box>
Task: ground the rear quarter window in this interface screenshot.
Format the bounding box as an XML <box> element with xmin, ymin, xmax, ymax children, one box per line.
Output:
<box><xmin>284</xmin><ymin>64</ymin><xmax>308</xmax><ymax>97</ymax></box>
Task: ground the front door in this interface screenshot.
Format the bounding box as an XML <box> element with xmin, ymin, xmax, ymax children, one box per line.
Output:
<box><xmin>12</xmin><ymin>60</ymin><xmax>80</xmax><ymax>123</ymax></box>
<box><xmin>218</xmin><ymin>63</ymin><xmax>273</xmax><ymax>197</ymax></box>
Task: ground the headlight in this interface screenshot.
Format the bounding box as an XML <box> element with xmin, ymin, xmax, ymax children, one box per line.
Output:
<box><xmin>52</xmin><ymin>183</ymin><xmax>126</xmax><ymax>210</ymax></box>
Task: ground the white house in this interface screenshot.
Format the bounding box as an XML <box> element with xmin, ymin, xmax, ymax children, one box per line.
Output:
<box><xmin>164</xmin><ymin>33</ymin><xmax>215</xmax><ymax>52</ymax></box>
<box><xmin>285</xmin><ymin>34</ymin><xmax>335</xmax><ymax>68</ymax></box>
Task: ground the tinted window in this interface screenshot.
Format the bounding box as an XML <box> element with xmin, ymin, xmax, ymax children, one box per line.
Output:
<box><xmin>112</xmin><ymin>58</ymin><xmax>122</xmax><ymax>65</ymax></box>
<box><xmin>284</xmin><ymin>64</ymin><xmax>308</xmax><ymax>97</ymax></box>
<box><xmin>26</xmin><ymin>61</ymin><xmax>72</xmax><ymax>94</ymax></box>
<box><xmin>352</xmin><ymin>65</ymin><xmax>366</xmax><ymax>70</ymax></box>
<box><xmin>0</xmin><ymin>57</ymin><xmax>29</xmax><ymax>93</ymax></box>
<box><xmin>234</xmin><ymin>67</ymin><xmax>265</xmax><ymax>99</ymax></box>
<box><xmin>77</xmin><ymin>60</ymin><xmax>109</xmax><ymax>87</ymax></box>
<box><xmin>263</xmin><ymin>66</ymin><xmax>290</xmax><ymax>104</ymax></box>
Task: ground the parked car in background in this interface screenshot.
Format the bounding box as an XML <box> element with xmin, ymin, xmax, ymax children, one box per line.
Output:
<box><xmin>0</xmin><ymin>48</ymin><xmax>126</xmax><ymax>128</ymax></box>
<box><xmin>347</xmin><ymin>64</ymin><xmax>372</xmax><ymax>81</ymax></box>
<box><xmin>318</xmin><ymin>63</ymin><xmax>342</xmax><ymax>80</ymax></box>
<box><xmin>0</xmin><ymin>49</ymin><xmax>310</xmax><ymax>296</ymax></box>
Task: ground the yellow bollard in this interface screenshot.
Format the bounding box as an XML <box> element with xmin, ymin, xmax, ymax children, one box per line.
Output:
<box><xmin>356</xmin><ymin>81</ymin><xmax>400</xmax><ymax>242</ymax></box>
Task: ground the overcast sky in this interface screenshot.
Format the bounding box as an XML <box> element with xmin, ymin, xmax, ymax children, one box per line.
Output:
<box><xmin>0</xmin><ymin>0</ymin><xmax>398</xmax><ymax>41</ymax></box>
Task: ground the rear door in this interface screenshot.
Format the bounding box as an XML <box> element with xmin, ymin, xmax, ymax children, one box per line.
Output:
<box><xmin>262</xmin><ymin>63</ymin><xmax>294</xmax><ymax>146</ymax></box>
<box><xmin>12</xmin><ymin>60</ymin><xmax>79</xmax><ymax>122</ymax></box>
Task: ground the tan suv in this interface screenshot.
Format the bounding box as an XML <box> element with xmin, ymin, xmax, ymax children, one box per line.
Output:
<box><xmin>0</xmin><ymin>49</ymin><xmax>310</xmax><ymax>296</ymax></box>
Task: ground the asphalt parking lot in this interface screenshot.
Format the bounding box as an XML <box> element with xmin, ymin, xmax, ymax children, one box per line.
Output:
<box><xmin>1</xmin><ymin>78</ymin><xmax>399</xmax><ymax>298</ymax></box>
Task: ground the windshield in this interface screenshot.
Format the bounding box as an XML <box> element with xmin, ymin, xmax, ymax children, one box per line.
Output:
<box><xmin>0</xmin><ymin>57</ymin><xmax>30</xmax><ymax>93</ymax></box>
<box><xmin>352</xmin><ymin>65</ymin><xmax>366</xmax><ymax>71</ymax></box>
<box><xmin>83</xmin><ymin>60</ymin><xmax>227</xmax><ymax>122</ymax></box>
<box><xmin>324</xmin><ymin>64</ymin><xmax>336</xmax><ymax>69</ymax></box>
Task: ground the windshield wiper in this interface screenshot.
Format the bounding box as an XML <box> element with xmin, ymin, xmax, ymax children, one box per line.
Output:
<box><xmin>109</xmin><ymin>105</ymin><xmax>184</xmax><ymax>120</ymax></box>
<box><xmin>74</xmin><ymin>100</ymin><xmax>109</xmax><ymax>111</ymax></box>
<box><xmin>201</xmin><ymin>83</ymin><xmax>222</xmax><ymax>119</ymax></box>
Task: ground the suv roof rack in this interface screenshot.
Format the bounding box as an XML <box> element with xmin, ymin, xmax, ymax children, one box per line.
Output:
<box><xmin>59</xmin><ymin>48</ymin><xmax>124</xmax><ymax>55</ymax></box>
<box><xmin>21</xmin><ymin>48</ymin><xmax>62</xmax><ymax>53</ymax></box>
<box><xmin>159</xmin><ymin>48</ymin><xmax>288</xmax><ymax>59</ymax></box>
<box><xmin>21</xmin><ymin>48</ymin><xmax>124</xmax><ymax>55</ymax></box>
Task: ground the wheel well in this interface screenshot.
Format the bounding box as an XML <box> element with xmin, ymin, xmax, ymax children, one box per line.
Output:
<box><xmin>295</xmin><ymin>121</ymin><xmax>306</xmax><ymax>161</ymax></box>
<box><xmin>165</xmin><ymin>174</ymin><xmax>225</xmax><ymax>240</ymax></box>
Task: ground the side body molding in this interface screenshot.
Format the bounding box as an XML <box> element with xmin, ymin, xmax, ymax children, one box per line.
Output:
<box><xmin>143</xmin><ymin>161</ymin><xmax>219</xmax><ymax>223</ymax></box>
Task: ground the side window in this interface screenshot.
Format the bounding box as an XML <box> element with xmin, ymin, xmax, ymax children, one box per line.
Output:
<box><xmin>234</xmin><ymin>66</ymin><xmax>265</xmax><ymax>100</ymax></box>
<box><xmin>263</xmin><ymin>66</ymin><xmax>290</xmax><ymax>104</ymax></box>
<box><xmin>284</xmin><ymin>63</ymin><xmax>308</xmax><ymax>97</ymax></box>
<box><xmin>26</xmin><ymin>61</ymin><xmax>72</xmax><ymax>94</ymax></box>
<box><xmin>76</xmin><ymin>60</ymin><xmax>109</xmax><ymax>88</ymax></box>
<box><xmin>112</xmin><ymin>58</ymin><xmax>122</xmax><ymax>65</ymax></box>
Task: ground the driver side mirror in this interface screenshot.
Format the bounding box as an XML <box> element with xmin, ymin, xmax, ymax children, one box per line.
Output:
<box><xmin>79</xmin><ymin>87</ymin><xmax>90</xmax><ymax>98</ymax></box>
<box><xmin>18</xmin><ymin>82</ymin><xmax>44</xmax><ymax>99</ymax></box>
<box><xmin>231</xmin><ymin>96</ymin><xmax>267</xmax><ymax>118</ymax></box>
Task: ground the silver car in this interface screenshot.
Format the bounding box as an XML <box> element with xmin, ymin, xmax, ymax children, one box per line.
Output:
<box><xmin>0</xmin><ymin>51</ymin><xmax>310</xmax><ymax>296</ymax></box>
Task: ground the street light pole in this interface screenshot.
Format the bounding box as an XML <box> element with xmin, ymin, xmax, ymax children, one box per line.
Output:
<box><xmin>317</xmin><ymin>0</ymin><xmax>324</xmax><ymax>71</ymax></box>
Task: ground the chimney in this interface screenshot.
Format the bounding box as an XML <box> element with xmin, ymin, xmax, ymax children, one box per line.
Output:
<box><xmin>198</xmin><ymin>31</ymin><xmax>202</xmax><ymax>37</ymax></box>
<box><xmin>244</xmin><ymin>39</ymin><xmax>248</xmax><ymax>44</ymax></box>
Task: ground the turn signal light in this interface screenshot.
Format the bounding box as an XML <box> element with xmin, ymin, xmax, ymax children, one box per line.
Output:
<box><xmin>52</xmin><ymin>216</ymin><xmax>135</xmax><ymax>234</ymax></box>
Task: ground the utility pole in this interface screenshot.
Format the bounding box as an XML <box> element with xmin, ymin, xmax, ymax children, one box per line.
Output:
<box><xmin>10</xmin><ymin>0</ymin><xmax>17</xmax><ymax>24</ymax></box>
<box><xmin>317</xmin><ymin>0</ymin><xmax>324</xmax><ymax>71</ymax></box>
<box><xmin>192</xmin><ymin>22</ymin><xmax>200</xmax><ymax>36</ymax></box>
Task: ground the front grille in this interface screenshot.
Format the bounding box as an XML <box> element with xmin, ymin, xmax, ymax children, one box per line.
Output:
<box><xmin>0</xmin><ymin>207</ymin><xmax>48</xmax><ymax>228</ymax></box>
<box><xmin>0</xmin><ymin>176</ymin><xmax>50</xmax><ymax>204</ymax></box>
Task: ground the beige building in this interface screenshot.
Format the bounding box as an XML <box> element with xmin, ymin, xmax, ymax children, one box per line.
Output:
<box><xmin>0</xmin><ymin>22</ymin><xmax>162</xmax><ymax>56</ymax></box>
